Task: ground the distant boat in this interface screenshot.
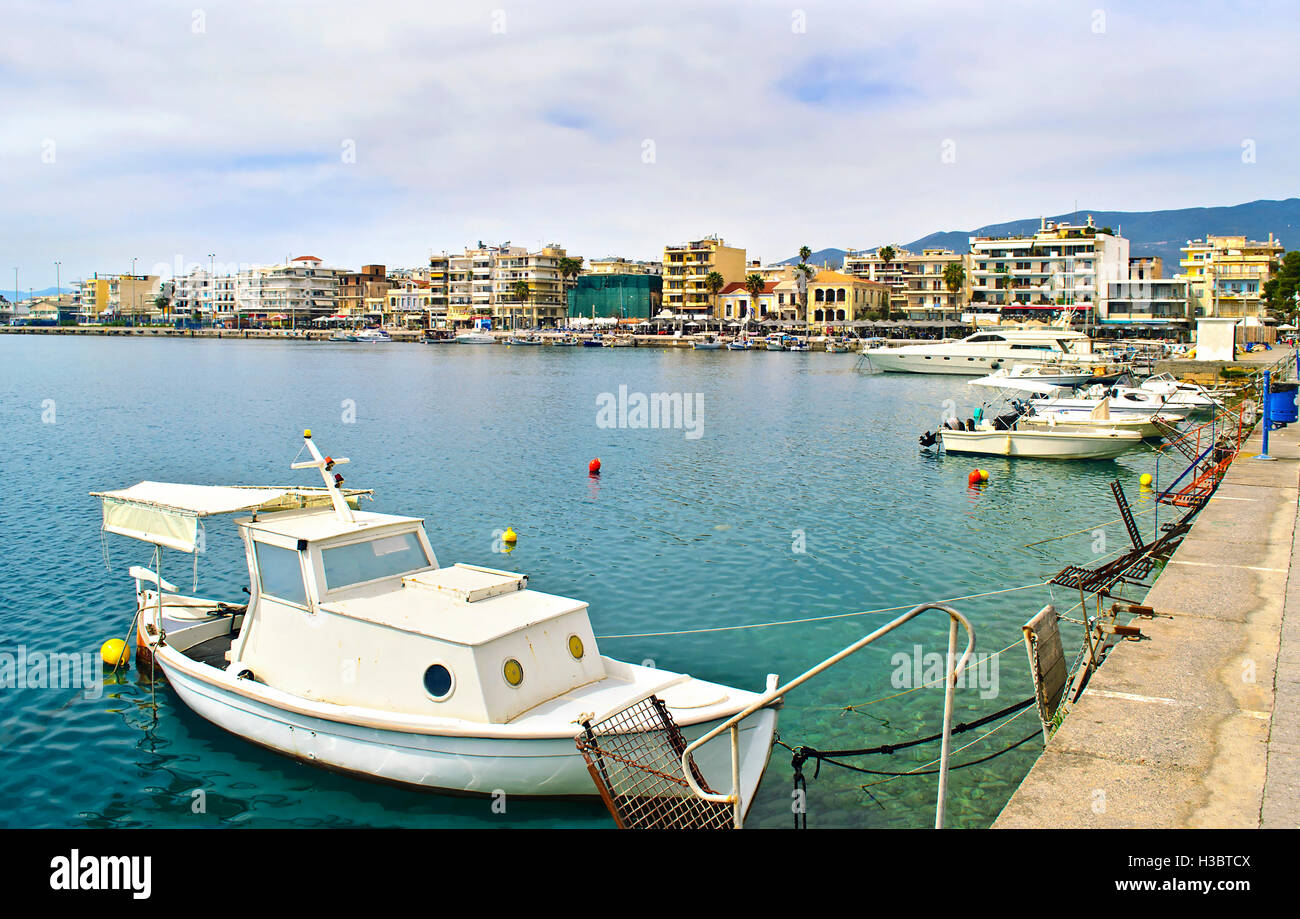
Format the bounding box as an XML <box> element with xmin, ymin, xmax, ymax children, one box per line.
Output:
<box><xmin>727</xmin><ymin>336</ymin><xmax>753</xmax><ymax>351</ymax></box>
<box><xmin>692</xmin><ymin>334</ymin><xmax>724</xmax><ymax>350</ymax></box>
<box><xmin>763</xmin><ymin>334</ymin><xmax>786</xmax><ymax>351</ymax></box>
<box><xmin>506</xmin><ymin>335</ymin><xmax>544</xmax><ymax>346</ymax></box>
<box><xmin>784</xmin><ymin>334</ymin><xmax>810</xmax><ymax>352</ymax></box>
<box><xmin>352</xmin><ymin>328</ymin><xmax>392</xmax><ymax>343</ymax></box>
<box><xmin>582</xmin><ymin>333</ymin><xmax>605</xmax><ymax>347</ymax></box>
<box><xmin>551</xmin><ymin>335</ymin><xmax>580</xmax><ymax>346</ymax></box>
<box><xmin>455</xmin><ymin>330</ymin><xmax>496</xmax><ymax>344</ymax></box>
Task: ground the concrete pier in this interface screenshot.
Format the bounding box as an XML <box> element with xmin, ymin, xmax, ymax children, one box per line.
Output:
<box><xmin>995</xmin><ymin>423</ymin><xmax>1300</xmax><ymax>828</ymax></box>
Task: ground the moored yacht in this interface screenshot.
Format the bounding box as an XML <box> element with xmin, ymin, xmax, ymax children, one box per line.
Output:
<box><xmin>863</xmin><ymin>327</ymin><xmax>1100</xmax><ymax>375</ymax></box>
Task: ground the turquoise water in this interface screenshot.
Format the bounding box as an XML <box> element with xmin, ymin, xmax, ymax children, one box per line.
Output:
<box><xmin>0</xmin><ymin>336</ymin><xmax>1161</xmax><ymax>828</ymax></box>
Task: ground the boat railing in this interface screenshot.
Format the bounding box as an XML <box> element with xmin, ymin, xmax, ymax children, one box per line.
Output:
<box><xmin>680</xmin><ymin>601</ymin><xmax>976</xmax><ymax>828</ymax></box>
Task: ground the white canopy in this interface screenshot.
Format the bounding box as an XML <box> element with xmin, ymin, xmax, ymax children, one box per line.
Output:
<box><xmin>91</xmin><ymin>482</ymin><xmax>369</xmax><ymax>552</ymax></box>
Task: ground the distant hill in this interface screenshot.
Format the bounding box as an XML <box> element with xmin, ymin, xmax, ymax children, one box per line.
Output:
<box><xmin>783</xmin><ymin>198</ymin><xmax>1299</xmax><ymax>268</ymax></box>
<box><xmin>774</xmin><ymin>247</ymin><xmax>847</xmax><ymax>269</ymax></box>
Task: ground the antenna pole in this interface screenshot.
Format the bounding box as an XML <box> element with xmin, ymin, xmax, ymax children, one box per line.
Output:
<box><xmin>290</xmin><ymin>429</ymin><xmax>355</xmax><ymax>522</ymax></box>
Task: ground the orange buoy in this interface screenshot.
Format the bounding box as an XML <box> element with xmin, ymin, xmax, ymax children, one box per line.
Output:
<box><xmin>589</xmin><ymin>458</ymin><xmax>602</xmax><ymax>475</ymax></box>
<box><xmin>968</xmin><ymin>470</ymin><xmax>982</xmax><ymax>486</ymax></box>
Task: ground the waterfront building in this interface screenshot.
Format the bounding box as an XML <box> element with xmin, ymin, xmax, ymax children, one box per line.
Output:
<box><xmin>436</xmin><ymin>243</ymin><xmax>579</xmax><ymax>329</ymax></box>
<box><xmin>662</xmin><ymin>236</ymin><xmax>746</xmax><ymax>320</ymax></box>
<box><xmin>1099</xmin><ymin>278</ymin><xmax>1191</xmax><ymax>335</ymax></box>
<box><xmin>806</xmin><ymin>270</ymin><xmax>891</xmax><ymax>325</ymax></box>
<box><xmin>1176</xmin><ymin>233</ymin><xmax>1284</xmax><ymax>320</ymax></box>
<box><xmin>717</xmin><ymin>280</ymin><xmax>780</xmax><ymax>323</ymax></box>
<box><xmin>74</xmin><ymin>275</ymin><xmax>111</xmax><ymax>321</ymax></box>
<box><xmin>1129</xmin><ymin>256</ymin><xmax>1163</xmax><ymax>280</ymax></box>
<box><xmin>338</xmin><ymin>265</ymin><xmax>392</xmax><ymax>319</ymax></box>
<box><xmin>107</xmin><ymin>274</ymin><xmax>163</xmax><ymax>321</ymax></box>
<box><xmin>171</xmin><ymin>268</ymin><xmax>237</xmax><ymax>324</ymax></box>
<box><xmin>567</xmin><ymin>273</ymin><xmax>662</xmax><ymax>320</ymax></box>
<box><xmin>842</xmin><ymin>247</ymin><xmax>971</xmax><ymax>320</ymax></box>
<box><xmin>235</xmin><ymin>255</ymin><xmax>342</xmax><ymax>326</ymax></box>
<box><xmin>967</xmin><ymin>217</ymin><xmax>1128</xmax><ymax>323</ymax></box>
<box><xmin>385</xmin><ymin>277</ymin><xmax>446</xmax><ymax>328</ymax></box>
<box><xmin>587</xmin><ymin>257</ymin><xmax>662</xmax><ymax>276</ymax></box>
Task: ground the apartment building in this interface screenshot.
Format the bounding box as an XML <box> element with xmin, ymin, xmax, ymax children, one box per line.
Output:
<box><xmin>662</xmin><ymin>236</ymin><xmax>746</xmax><ymax>318</ymax></box>
<box><xmin>236</xmin><ymin>255</ymin><xmax>342</xmax><ymax>324</ymax></box>
<box><xmin>842</xmin><ymin>247</ymin><xmax>970</xmax><ymax>320</ymax></box>
<box><xmin>107</xmin><ymin>274</ymin><xmax>163</xmax><ymax>319</ymax></box>
<box><xmin>171</xmin><ymin>268</ymin><xmax>238</xmax><ymax>323</ymax></box>
<box><xmin>1100</xmin><ymin>278</ymin><xmax>1191</xmax><ymax>331</ymax></box>
<box><xmin>587</xmin><ymin>257</ymin><xmax>662</xmax><ymax>276</ymax></box>
<box><xmin>967</xmin><ymin>217</ymin><xmax>1128</xmax><ymax>322</ymax></box>
<box><xmin>1176</xmin><ymin>234</ymin><xmax>1284</xmax><ymax>320</ymax></box>
<box><xmin>806</xmin><ymin>270</ymin><xmax>891</xmax><ymax>324</ymax></box>
<box><xmin>338</xmin><ymin>265</ymin><xmax>392</xmax><ymax>319</ymax></box>
<box><xmin>435</xmin><ymin>243</ymin><xmax>579</xmax><ymax>329</ymax></box>
<box><xmin>75</xmin><ymin>275</ymin><xmax>111</xmax><ymax>321</ymax></box>
<box><xmin>384</xmin><ymin>277</ymin><xmax>445</xmax><ymax>328</ymax></box>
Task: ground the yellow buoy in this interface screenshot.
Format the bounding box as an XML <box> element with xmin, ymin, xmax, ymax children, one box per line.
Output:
<box><xmin>101</xmin><ymin>638</ymin><xmax>129</xmax><ymax>667</ymax></box>
<box><xmin>979</xmin><ymin>469</ymin><xmax>989</xmax><ymax>482</ymax></box>
<box><xmin>503</xmin><ymin>527</ymin><xmax>517</xmax><ymax>544</ymax></box>
<box><xmin>1139</xmin><ymin>473</ymin><xmax>1153</xmax><ymax>487</ymax></box>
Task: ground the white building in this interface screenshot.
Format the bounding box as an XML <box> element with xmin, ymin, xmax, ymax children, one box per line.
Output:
<box><xmin>172</xmin><ymin>268</ymin><xmax>238</xmax><ymax>324</ymax></box>
<box><xmin>968</xmin><ymin>216</ymin><xmax>1128</xmax><ymax>322</ymax></box>
<box><xmin>236</xmin><ymin>256</ymin><xmax>342</xmax><ymax>324</ymax></box>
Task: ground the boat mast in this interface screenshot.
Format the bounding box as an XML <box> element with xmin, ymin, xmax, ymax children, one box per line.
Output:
<box><xmin>290</xmin><ymin>430</ymin><xmax>355</xmax><ymax>522</ymax></box>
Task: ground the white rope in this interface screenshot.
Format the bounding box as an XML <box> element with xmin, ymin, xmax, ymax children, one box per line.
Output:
<box><xmin>596</xmin><ymin>580</ymin><xmax>1050</xmax><ymax>639</ymax></box>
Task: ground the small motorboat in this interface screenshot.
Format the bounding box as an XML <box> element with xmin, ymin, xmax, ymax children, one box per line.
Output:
<box><xmin>352</xmin><ymin>328</ymin><xmax>392</xmax><ymax>343</ymax></box>
<box><xmin>1018</xmin><ymin>398</ymin><xmax>1184</xmax><ymax>439</ymax></box>
<box><xmin>455</xmin><ymin>330</ymin><xmax>496</xmax><ymax>344</ymax></box>
<box><xmin>763</xmin><ymin>334</ymin><xmax>787</xmax><ymax>352</ymax></box>
<box><xmin>422</xmin><ymin>331</ymin><xmax>455</xmax><ymax>344</ymax></box>
<box><xmin>551</xmin><ymin>334</ymin><xmax>580</xmax><ymax>346</ymax></box>
<box><xmin>785</xmin><ymin>335</ymin><xmax>810</xmax><ymax>352</ymax></box>
<box><xmin>506</xmin><ymin>334</ymin><xmax>544</xmax><ymax>346</ymax></box>
<box><xmin>92</xmin><ymin>433</ymin><xmax>780</xmax><ymax>806</ymax></box>
<box><xmin>581</xmin><ymin>333</ymin><xmax>605</xmax><ymax>347</ymax></box>
<box><xmin>824</xmin><ymin>338</ymin><xmax>854</xmax><ymax>353</ymax></box>
<box><xmin>726</xmin><ymin>337</ymin><xmax>753</xmax><ymax>351</ymax></box>
<box><xmin>920</xmin><ymin>408</ymin><xmax>1142</xmax><ymax>460</ymax></box>
<box><xmin>692</xmin><ymin>334</ymin><xmax>724</xmax><ymax>350</ymax></box>
<box><xmin>604</xmin><ymin>335</ymin><xmax>635</xmax><ymax>348</ymax></box>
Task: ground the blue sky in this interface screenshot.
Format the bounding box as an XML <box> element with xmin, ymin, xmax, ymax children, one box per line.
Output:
<box><xmin>1</xmin><ymin>0</ymin><xmax>1297</xmax><ymax>289</ymax></box>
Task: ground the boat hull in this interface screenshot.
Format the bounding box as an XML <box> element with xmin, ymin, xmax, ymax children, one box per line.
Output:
<box><xmin>939</xmin><ymin>427</ymin><xmax>1141</xmax><ymax>459</ymax></box>
<box><xmin>153</xmin><ymin>645</ymin><xmax>776</xmax><ymax>811</ymax></box>
<box><xmin>864</xmin><ymin>350</ymin><xmax>1012</xmax><ymax>375</ymax></box>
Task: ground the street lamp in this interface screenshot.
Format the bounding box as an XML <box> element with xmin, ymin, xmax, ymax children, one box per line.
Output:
<box><xmin>54</xmin><ymin>260</ymin><xmax>62</xmax><ymax>322</ymax></box>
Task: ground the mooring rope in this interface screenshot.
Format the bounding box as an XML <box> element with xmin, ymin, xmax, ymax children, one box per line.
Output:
<box><xmin>595</xmin><ymin>580</ymin><xmax>1050</xmax><ymax>640</ymax></box>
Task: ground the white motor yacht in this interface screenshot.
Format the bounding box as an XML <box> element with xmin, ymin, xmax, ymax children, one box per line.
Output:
<box><xmin>863</xmin><ymin>328</ymin><xmax>1103</xmax><ymax>375</ymax></box>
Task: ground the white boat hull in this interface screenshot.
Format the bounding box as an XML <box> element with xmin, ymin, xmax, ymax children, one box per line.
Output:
<box><xmin>864</xmin><ymin>350</ymin><xmax>1014</xmax><ymax>375</ymax></box>
<box><xmin>155</xmin><ymin>644</ymin><xmax>776</xmax><ymax>810</ymax></box>
<box><xmin>939</xmin><ymin>427</ymin><xmax>1141</xmax><ymax>459</ymax></box>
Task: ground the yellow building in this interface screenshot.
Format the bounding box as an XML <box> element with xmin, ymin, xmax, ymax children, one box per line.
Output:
<box><xmin>1176</xmin><ymin>234</ymin><xmax>1284</xmax><ymax>319</ymax></box>
<box><xmin>108</xmin><ymin>274</ymin><xmax>162</xmax><ymax>319</ymax></box>
<box><xmin>842</xmin><ymin>247</ymin><xmax>972</xmax><ymax>319</ymax></box>
<box><xmin>662</xmin><ymin>236</ymin><xmax>746</xmax><ymax>319</ymax></box>
<box><xmin>805</xmin><ymin>270</ymin><xmax>891</xmax><ymax>327</ymax></box>
<box><xmin>76</xmin><ymin>276</ymin><xmax>111</xmax><ymax>320</ymax></box>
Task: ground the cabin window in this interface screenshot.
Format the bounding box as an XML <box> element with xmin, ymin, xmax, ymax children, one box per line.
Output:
<box><xmin>254</xmin><ymin>542</ymin><xmax>308</xmax><ymax>606</ymax></box>
<box><xmin>322</xmin><ymin>532</ymin><xmax>430</xmax><ymax>590</ymax></box>
<box><xmin>503</xmin><ymin>658</ymin><xmax>524</xmax><ymax>687</ymax></box>
<box><xmin>423</xmin><ymin>664</ymin><xmax>454</xmax><ymax>700</ymax></box>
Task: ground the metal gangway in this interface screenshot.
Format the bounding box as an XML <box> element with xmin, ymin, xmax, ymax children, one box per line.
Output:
<box><xmin>576</xmin><ymin>602</ymin><xmax>975</xmax><ymax>829</ymax></box>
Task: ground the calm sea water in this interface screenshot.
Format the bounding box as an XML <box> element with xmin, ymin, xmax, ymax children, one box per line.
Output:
<box><xmin>0</xmin><ymin>335</ymin><xmax>1161</xmax><ymax>829</ymax></box>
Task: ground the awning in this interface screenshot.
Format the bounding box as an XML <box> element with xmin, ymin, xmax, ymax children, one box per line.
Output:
<box><xmin>91</xmin><ymin>482</ymin><xmax>371</xmax><ymax>553</ymax></box>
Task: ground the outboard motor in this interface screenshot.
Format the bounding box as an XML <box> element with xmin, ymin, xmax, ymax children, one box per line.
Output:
<box><xmin>918</xmin><ymin>430</ymin><xmax>941</xmax><ymax>448</ymax></box>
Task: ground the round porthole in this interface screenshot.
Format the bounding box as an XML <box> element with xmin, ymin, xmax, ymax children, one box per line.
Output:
<box><xmin>503</xmin><ymin>658</ymin><xmax>524</xmax><ymax>687</ymax></box>
<box><xmin>423</xmin><ymin>664</ymin><xmax>454</xmax><ymax>700</ymax></box>
<box><xmin>567</xmin><ymin>635</ymin><xmax>585</xmax><ymax>661</ymax></box>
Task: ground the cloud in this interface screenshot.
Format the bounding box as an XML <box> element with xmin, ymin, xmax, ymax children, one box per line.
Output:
<box><xmin>1</xmin><ymin>0</ymin><xmax>1297</xmax><ymax>286</ymax></box>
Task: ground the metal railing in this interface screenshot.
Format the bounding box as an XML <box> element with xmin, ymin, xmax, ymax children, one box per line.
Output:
<box><xmin>680</xmin><ymin>601</ymin><xmax>976</xmax><ymax>829</ymax></box>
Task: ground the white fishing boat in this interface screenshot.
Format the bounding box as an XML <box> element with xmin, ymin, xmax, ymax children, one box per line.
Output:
<box><xmin>824</xmin><ymin>338</ymin><xmax>854</xmax><ymax>353</ymax></box>
<box><xmin>726</xmin><ymin>336</ymin><xmax>753</xmax><ymax>351</ymax></box>
<box><xmin>692</xmin><ymin>334</ymin><xmax>724</xmax><ymax>350</ymax></box>
<box><xmin>92</xmin><ymin>433</ymin><xmax>779</xmax><ymax>807</ymax></box>
<box><xmin>505</xmin><ymin>334</ymin><xmax>544</xmax><ymax>346</ymax></box>
<box><xmin>1132</xmin><ymin>373</ymin><xmax>1223</xmax><ymax>412</ymax></box>
<box><xmin>352</xmin><ymin>328</ymin><xmax>392</xmax><ymax>343</ymax></box>
<box><xmin>763</xmin><ymin>334</ymin><xmax>787</xmax><ymax>351</ymax></box>
<box><xmin>1019</xmin><ymin>398</ymin><xmax>1184</xmax><ymax>439</ymax></box>
<box><xmin>931</xmin><ymin>422</ymin><xmax>1141</xmax><ymax>459</ymax></box>
<box><xmin>863</xmin><ymin>327</ymin><xmax>1102</xmax><ymax>375</ymax></box>
<box><xmin>455</xmin><ymin>330</ymin><xmax>496</xmax><ymax>344</ymax></box>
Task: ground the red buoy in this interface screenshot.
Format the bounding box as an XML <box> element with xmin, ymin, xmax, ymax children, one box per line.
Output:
<box><xmin>968</xmin><ymin>470</ymin><xmax>982</xmax><ymax>486</ymax></box>
<box><xmin>589</xmin><ymin>457</ymin><xmax>602</xmax><ymax>475</ymax></box>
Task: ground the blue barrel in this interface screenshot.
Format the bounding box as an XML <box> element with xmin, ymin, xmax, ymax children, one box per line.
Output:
<box><xmin>1270</xmin><ymin>382</ymin><xmax>1298</xmax><ymax>425</ymax></box>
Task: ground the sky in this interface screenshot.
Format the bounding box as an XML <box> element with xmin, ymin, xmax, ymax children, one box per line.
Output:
<box><xmin>2</xmin><ymin>0</ymin><xmax>1297</xmax><ymax>290</ymax></box>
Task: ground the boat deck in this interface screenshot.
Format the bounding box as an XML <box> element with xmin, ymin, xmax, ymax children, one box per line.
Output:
<box><xmin>182</xmin><ymin>632</ymin><xmax>238</xmax><ymax>669</ymax></box>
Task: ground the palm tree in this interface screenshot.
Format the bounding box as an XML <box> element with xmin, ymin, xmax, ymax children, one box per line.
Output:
<box><xmin>557</xmin><ymin>256</ymin><xmax>583</xmax><ymax>325</ymax></box>
<box><xmin>511</xmin><ymin>279</ymin><xmax>530</xmax><ymax>331</ymax></box>
<box><xmin>797</xmin><ymin>245</ymin><xmax>813</xmax><ymax>323</ymax></box>
<box><xmin>943</xmin><ymin>262</ymin><xmax>966</xmax><ymax>318</ymax></box>
<box><xmin>878</xmin><ymin>246</ymin><xmax>896</xmax><ymax>321</ymax></box>
<box><xmin>744</xmin><ymin>273</ymin><xmax>765</xmax><ymax>331</ymax></box>
<box><xmin>704</xmin><ymin>270</ymin><xmax>725</xmax><ymax>327</ymax></box>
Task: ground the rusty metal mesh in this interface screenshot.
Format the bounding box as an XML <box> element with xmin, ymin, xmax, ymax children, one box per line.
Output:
<box><xmin>575</xmin><ymin>695</ymin><xmax>735</xmax><ymax>829</ymax></box>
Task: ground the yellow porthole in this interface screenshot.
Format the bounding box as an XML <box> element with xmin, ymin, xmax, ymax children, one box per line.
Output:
<box><xmin>503</xmin><ymin>658</ymin><xmax>524</xmax><ymax>687</ymax></box>
<box><xmin>567</xmin><ymin>635</ymin><xmax>585</xmax><ymax>661</ymax></box>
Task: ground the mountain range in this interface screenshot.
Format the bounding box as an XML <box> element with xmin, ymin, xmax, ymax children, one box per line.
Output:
<box><xmin>780</xmin><ymin>197</ymin><xmax>1299</xmax><ymax>269</ymax></box>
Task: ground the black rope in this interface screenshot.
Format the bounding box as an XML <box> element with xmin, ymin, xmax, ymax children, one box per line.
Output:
<box><xmin>857</xmin><ymin>730</ymin><xmax>1042</xmax><ymax>784</ymax></box>
<box><xmin>787</xmin><ymin>695</ymin><xmax>1036</xmax><ymax>779</ymax></box>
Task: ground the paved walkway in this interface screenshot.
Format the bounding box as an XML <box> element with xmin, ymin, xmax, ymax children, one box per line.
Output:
<box><xmin>995</xmin><ymin>423</ymin><xmax>1300</xmax><ymax>828</ymax></box>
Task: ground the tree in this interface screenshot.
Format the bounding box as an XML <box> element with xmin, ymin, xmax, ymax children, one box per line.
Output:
<box><xmin>154</xmin><ymin>295</ymin><xmax>170</xmax><ymax>322</ymax></box>
<box><xmin>796</xmin><ymin>245</ymin><xmax>814</xmax><ymax>322</ymax></box>
<box><xmin>878</xmin><ymin>246</ymin><xmax>896</xmax><ymax>320</ymax></box>
<box><xmin>744</xmin><ymin>273</ymin><xmax>766</xmax><ymax>328</ymax></box>
<box><xmin>1264</xmin><ymin>251</ymin><xmax>1300</xmax><ymax>318</ymax></box>
<box><xmin>557</xmin><ymin>256</ymin><xmax>583</xmax><ymax>323</ymax></box>
<box><xmin>943</xmin><ymin>262</ymin><xmax>966</xmax><ymax>314</ymax></box>
<box><xmin>704</xmin><ymin>270</ymin><xmax>725</xmax><ymax>323</ymax></box>
<box><xmin>511</xmin><ymin>279</ymin><xmax>530</xmax><ymax>330</ymax></box>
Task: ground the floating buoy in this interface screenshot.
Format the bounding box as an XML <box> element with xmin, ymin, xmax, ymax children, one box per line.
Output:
<box><xmin>101</xmin><ymin>638</ymin><xmax>129</xmax><ymax>668</ymax></box>
<box><xmin>588</xmin><ymin>458</ymin><xmax>601</xmax><ymax>475</ymax></box>
<box><xmin>1139</xmin><ymin>473</ymin><xmax>1153</xmax><ymax>487</ymax></box>
<box><xmin>979</xmin><ymin>469</ymin><xmax>989</xmax><ymax>482</ymax></box>
<box><xmin>968</xmin><ymin>470</ymin><xmax>983</xmax><ymax>487</ymax></box>
<box><xmin>503</xmin><ymin>526</ymin><xmax>517</xmax><ymax>544</ymax></box>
